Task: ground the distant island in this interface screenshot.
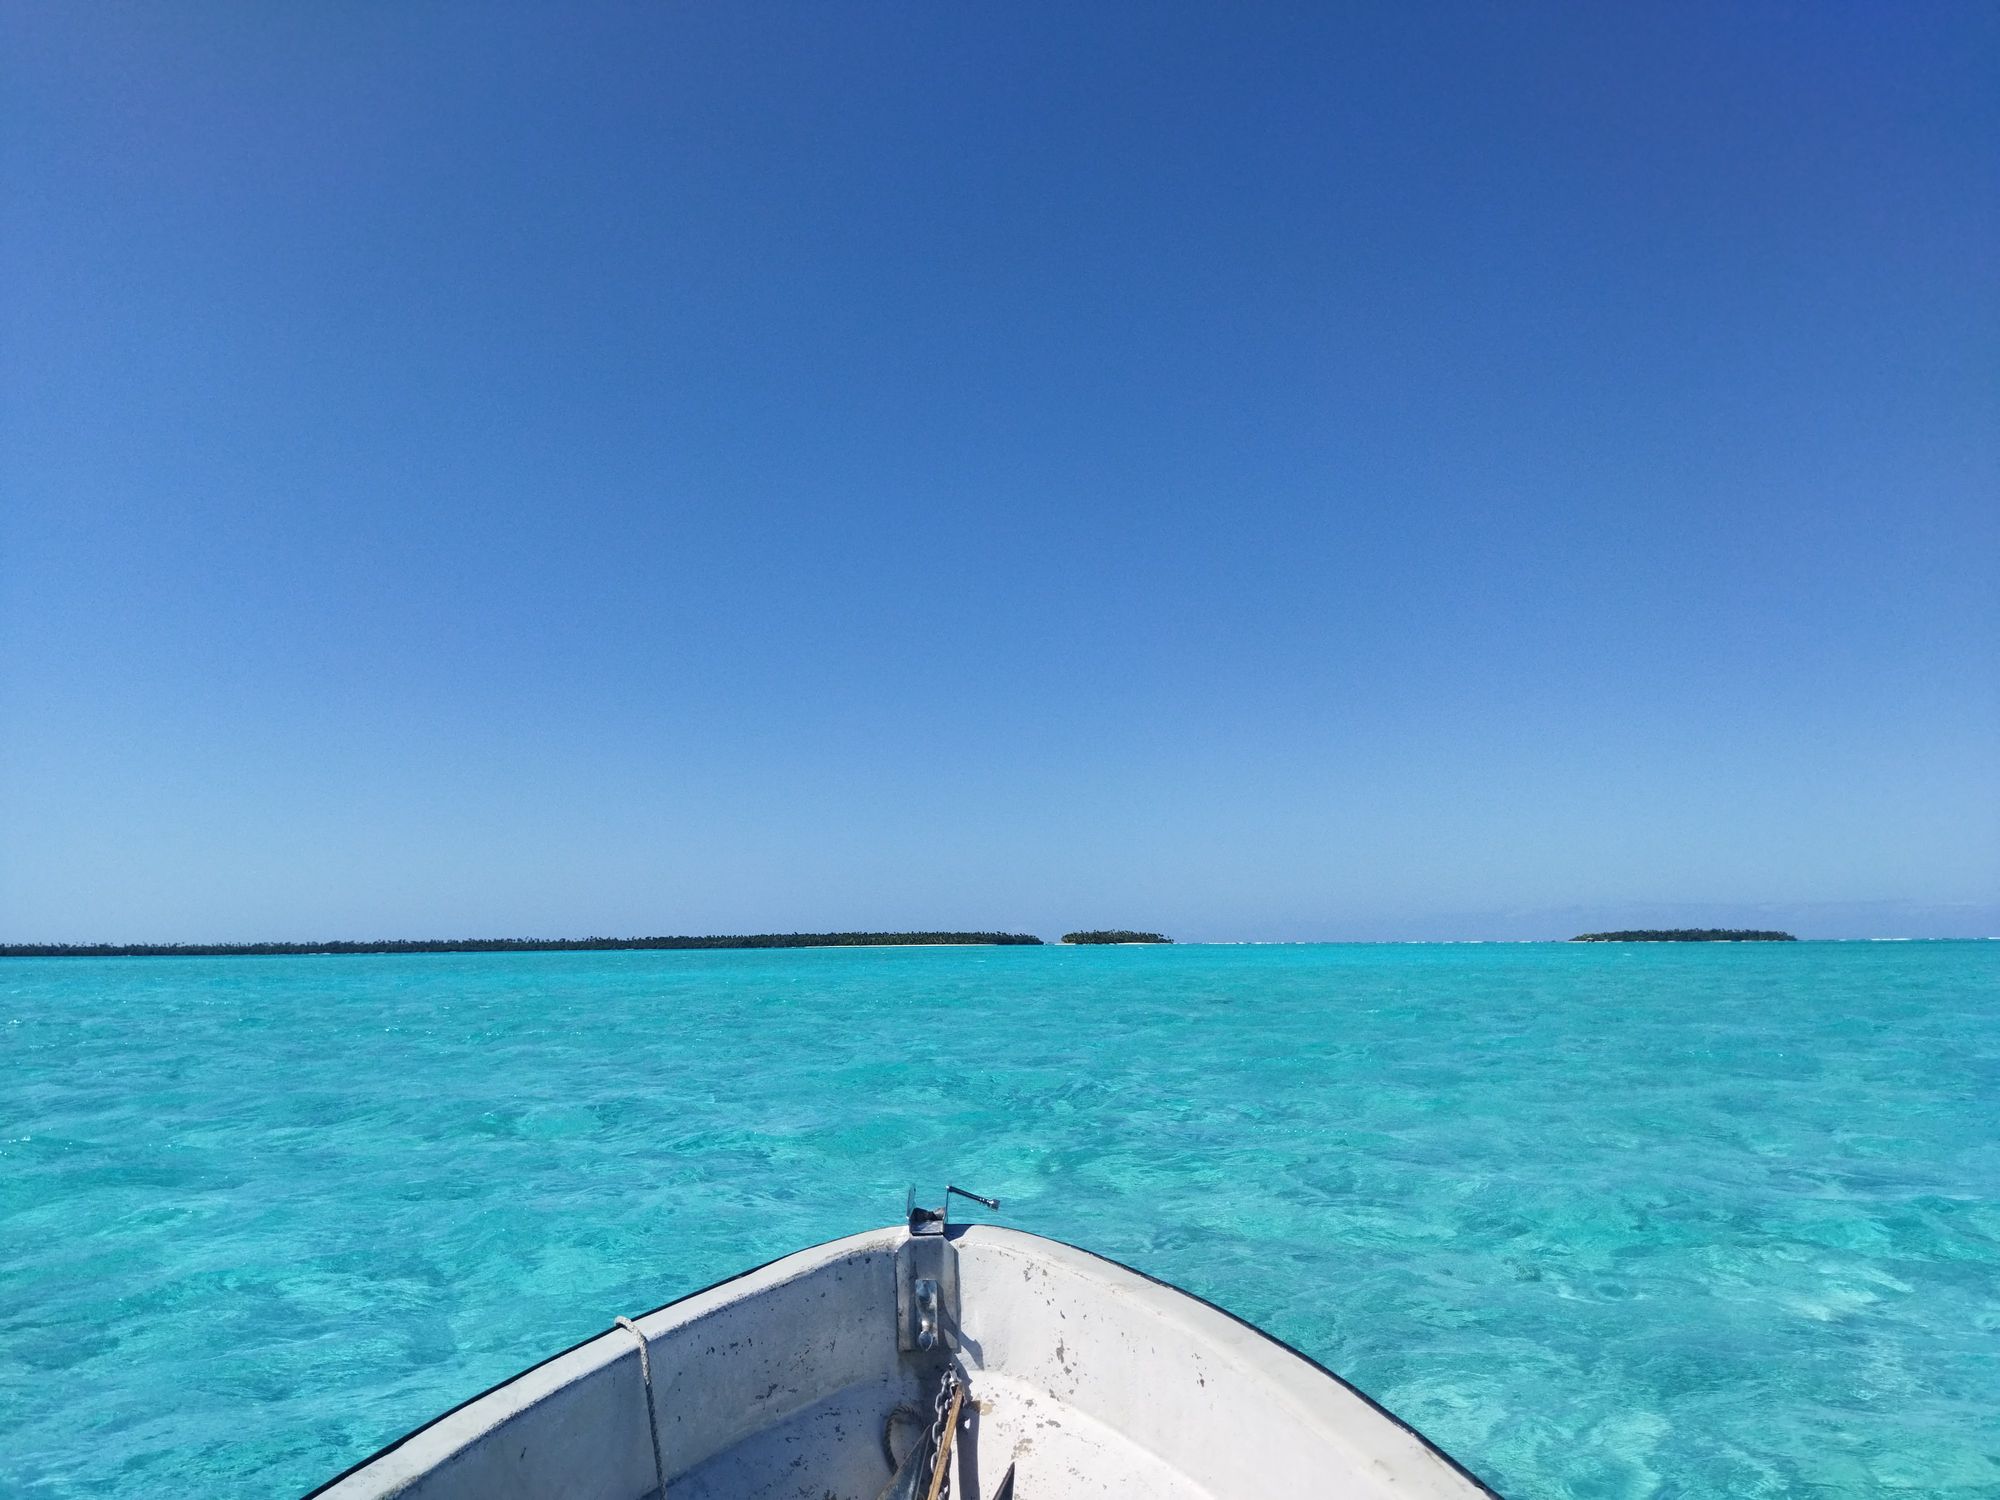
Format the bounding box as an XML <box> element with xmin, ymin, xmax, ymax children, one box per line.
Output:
<box><xmin>0</xmin><ymin>932</ymin><xmax>1045</xmax><ymax>958</ymax></box>
<box><xmin>1571</xmin><ymin>929</ymin><xmax>1797</xmax><ymax>943</ymax></box>
<box><xmin>1062</xmin><ymin>930</ymin><xmax>1172</xmax><ymax>945</ymax></box>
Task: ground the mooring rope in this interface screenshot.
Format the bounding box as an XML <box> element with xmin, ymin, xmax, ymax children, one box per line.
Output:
<box><xmin>615</xmin><ymin>1316</ymin><xmax>668</xmax><ymax>1499</ymax></box>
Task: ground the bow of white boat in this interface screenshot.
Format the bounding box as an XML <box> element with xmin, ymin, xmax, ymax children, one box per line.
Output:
<box><xmin>309</xmin><ymin>1209</ymin><xmax>1498</xmax><ymax>1500</ymax></box>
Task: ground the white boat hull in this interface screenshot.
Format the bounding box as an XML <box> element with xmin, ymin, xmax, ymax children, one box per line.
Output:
<box><xmin>309</xmin><ymin>1224</ymin><xmax>1497</xmax><ymax>1499</ymax></box>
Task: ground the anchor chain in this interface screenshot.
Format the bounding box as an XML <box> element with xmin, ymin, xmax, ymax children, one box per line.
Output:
<box><xmin>924</xmin><ymin>1367</ymin><xmax>962</xmax><ymax>1500</ymax></box>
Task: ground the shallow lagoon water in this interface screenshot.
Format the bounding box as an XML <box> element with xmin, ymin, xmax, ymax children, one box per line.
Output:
<box><xmin>3</xmin><ymin>942</ymin><xmax>1995</xmax><ymax>1497</ymax></box>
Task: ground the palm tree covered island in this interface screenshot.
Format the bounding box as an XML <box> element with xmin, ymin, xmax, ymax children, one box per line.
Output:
<box><xmin>1571</xmin><ymin>929</ymin><xmax>1797</xmax><ymax>942</ymax></box>
<box><xmin>1</xmin><ymin>931</ymin><xmax>1187</xmax><ymax>956</ymax></box>
<box><xmin>0</xmin><ymin>932</ymin><xmax>1046</xmax><ymax>957</ymax></box>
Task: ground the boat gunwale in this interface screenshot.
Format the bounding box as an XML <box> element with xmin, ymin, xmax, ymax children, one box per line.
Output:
<box><xmin>298</xmin><ymin>1231</ymin><xmax>894</xmax><ymax>1499</ymax></box>
<box><xmin>299</xmin><ymin>1223</ymin><xmax>1504</xmax><ymax>1499</ymax></box>
<box><xmin>1062</xmin><ymin>1235</ymin><xmax>1505</xmax><ymax>1499</ymax></box>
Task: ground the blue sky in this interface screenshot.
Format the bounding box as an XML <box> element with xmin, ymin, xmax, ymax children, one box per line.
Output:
<box><xmin>4</xmin><ymin>3</ymin><xmax>1995</xmax><ymax>941</ymax></box>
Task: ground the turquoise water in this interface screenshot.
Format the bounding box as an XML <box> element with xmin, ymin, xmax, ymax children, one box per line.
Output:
<box><xmin>3</xmin><ymin>943</ymin><xmax>1996</xmax><ymax>1497</ymax></box>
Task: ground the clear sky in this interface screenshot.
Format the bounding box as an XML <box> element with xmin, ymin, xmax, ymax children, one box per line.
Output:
<box><xmin>4</xmin><ymin>3</ymin><xmax>1995</xmax><ymax>942</ymax></box>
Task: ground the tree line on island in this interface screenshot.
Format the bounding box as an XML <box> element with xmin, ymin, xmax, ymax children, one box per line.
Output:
<box><xmin>1571</xmin><ymin>929</ymin><xmax>1797</xmax><ymax>942</ymax></box>
<box><xmin>0</xmin><ymin>927</ymin><xmax>1817</xmax><ymax>954</ymax></box>
<box><xmin>0</xmin><ymin>932</ymin><xmax>1049</xmax><ymax>958</ymax></box>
